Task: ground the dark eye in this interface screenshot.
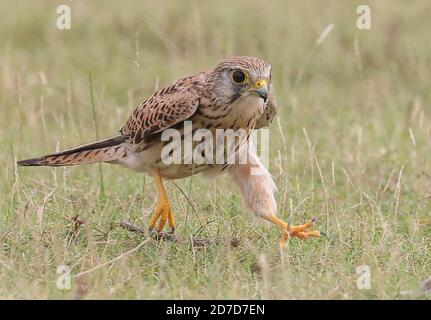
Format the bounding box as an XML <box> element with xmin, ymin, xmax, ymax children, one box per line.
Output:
<box><xmin>231</xmin><ymin>70</ymin><xmax>247</xmax><ymax>84</ymax></box>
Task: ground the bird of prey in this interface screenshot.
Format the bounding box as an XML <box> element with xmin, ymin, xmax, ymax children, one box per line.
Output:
<box><xmin>18</xmin><ymin>56</ymin><xmax>320</xmax><ymax>248</ymax></box>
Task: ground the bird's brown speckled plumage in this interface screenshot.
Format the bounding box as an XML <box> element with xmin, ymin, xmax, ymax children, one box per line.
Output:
<box><xmin>18</xmin><ymin>56</ymin><xmax>277</xmax><ymax>173</ymax></box>
<box><xmin>114</xmin><ymin>56</ymin><xmax>278</xmax><ymax>178</ymax></box>
<box><xmin>17</xmin><ymin>57</ymin><xmax>320</xmax><ymax>246</ymax></box>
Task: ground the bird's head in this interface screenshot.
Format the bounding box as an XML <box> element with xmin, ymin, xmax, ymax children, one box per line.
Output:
<box><xmin>209</xmin><ymin>56</ymin><xmax>272</xmax><ymax>106</ymax></box>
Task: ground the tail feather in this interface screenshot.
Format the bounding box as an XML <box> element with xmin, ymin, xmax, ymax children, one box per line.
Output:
<box><xmin>18</xmin><ymin>136</ymin><xmax>128</xmax><ymax>167</ymax></box>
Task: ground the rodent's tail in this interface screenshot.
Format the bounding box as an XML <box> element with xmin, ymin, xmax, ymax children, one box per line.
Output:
<box><xmin>17</xmin><ymin>136</ymin><xmax>128</xmax><ymax>167</ymax></box>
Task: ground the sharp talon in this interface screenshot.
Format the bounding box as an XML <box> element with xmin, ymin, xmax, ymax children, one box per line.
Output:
<box><xmin>260</xmin><ymin>215</ymin><xmax>323</xmax><ymax>247</ymax></box>
<box><xmin>282</xmin><ymin>218</ymin><xmax>321</xmax><ymax>242</ymax></box>
<box><xmin>169</xmin><ymin>227</ymin><xmax>176</xmax><ymax>234</ymax></box>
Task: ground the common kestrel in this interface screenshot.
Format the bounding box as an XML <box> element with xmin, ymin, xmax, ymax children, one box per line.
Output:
<box><xmin>18</xmin><ymin>56</ymin><xmax>320</xmax><ymax>248</ymax></box>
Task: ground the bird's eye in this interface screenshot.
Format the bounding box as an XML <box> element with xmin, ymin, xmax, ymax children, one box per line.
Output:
<box><xmin>231</xmin><ymin>70</ymin><xmax>248</xmax><ymax>84</ymax></box>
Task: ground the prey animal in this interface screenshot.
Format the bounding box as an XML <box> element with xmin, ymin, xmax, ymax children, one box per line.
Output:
<box><xmin>18</xmin><ymin>56</ymin><xmax>320</xmax><ymax>248</ymax></box>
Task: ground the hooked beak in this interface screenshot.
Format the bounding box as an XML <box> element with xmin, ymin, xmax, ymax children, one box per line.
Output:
<box><xmin>249</xmin><ymin>79</ymin><xmax>268</xmax><ymax>102</ymax></box>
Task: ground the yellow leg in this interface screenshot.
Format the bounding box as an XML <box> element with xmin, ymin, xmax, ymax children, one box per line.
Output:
<box><xmin>263</xmin><ymin>215</ymin><xmax>320</xmax><ymax>249</ymax></box>
<box><xmin>148</xmin><ymin>169</ymin><xmax>176</xmax><ymax>233</ymax></box>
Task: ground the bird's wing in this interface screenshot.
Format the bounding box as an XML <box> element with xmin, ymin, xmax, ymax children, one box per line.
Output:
<box><xmin>120</xmin><ymin>88</ymin><xmax>200</xmax><ymax>149</ymax></box>
<box><xmin>255</xmin><ymin>86</ymin><xmax>278</xmax><ymax>129</ymax></box>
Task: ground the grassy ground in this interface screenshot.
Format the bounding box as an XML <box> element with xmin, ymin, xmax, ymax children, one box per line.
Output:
<box><xmin>0</xmin><ymin>0</ymin><xmax>430</xmax><ymax>299</ymax></box>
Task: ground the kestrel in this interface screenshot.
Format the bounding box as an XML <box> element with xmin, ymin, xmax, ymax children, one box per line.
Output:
<box><xmin>18</xmin><ymin>56</ymin><xmax>320</xmax><ymax>248</ymax></box>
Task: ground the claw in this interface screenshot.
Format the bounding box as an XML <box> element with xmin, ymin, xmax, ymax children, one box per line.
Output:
<box><xmin>264</xmin><ymin>215</ymin><xmax>322</xmax><ymax>249</ymax></box>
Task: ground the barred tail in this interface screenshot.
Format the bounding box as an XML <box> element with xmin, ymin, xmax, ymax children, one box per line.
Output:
<box><xmin>17</xmin><ymin>136</ymin><xmax>128</xmax><ymax>167</ymax></box>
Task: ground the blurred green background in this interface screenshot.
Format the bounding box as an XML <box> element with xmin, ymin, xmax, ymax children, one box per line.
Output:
<box><xmin>0</xmin><ymin>1</ymin><xmax>430</xmax><ymax>299</ymax></box>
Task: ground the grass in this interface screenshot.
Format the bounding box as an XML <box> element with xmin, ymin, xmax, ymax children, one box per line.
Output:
<box><xmin>0</xmin><ymin>0</ymin><xmax>430</xmax><ymax>299</ymax></box>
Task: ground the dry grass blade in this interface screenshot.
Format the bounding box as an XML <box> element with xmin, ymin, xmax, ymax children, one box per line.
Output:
<box><xmin>74</xmin><ymin>238</ymin><xmax>151</xmax><ymax>278</ymax></box>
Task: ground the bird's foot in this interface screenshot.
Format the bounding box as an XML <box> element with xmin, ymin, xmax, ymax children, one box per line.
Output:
<box><xmin>262</xmin><ymin>214</ymin><xmax>321</xmax><ymax>249</ymax></box>
<box><xmin>279</xmin><ymin>219</ymin><xmax>321</xmax><ymax>249</ymax></box>
<box><xmin>148</xmin><ymin>199</ymin><xmax>176</xmax><ymax>234</ymax></box>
